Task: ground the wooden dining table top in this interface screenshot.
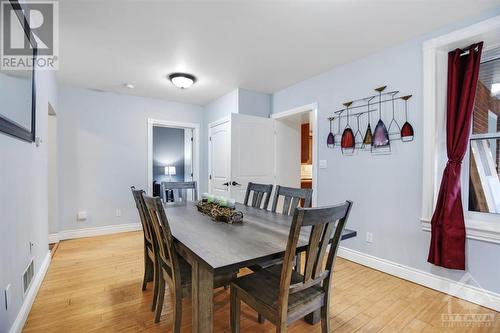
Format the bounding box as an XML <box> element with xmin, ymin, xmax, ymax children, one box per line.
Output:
<box><xmin>164</xmin><ymin>202</ymin><xmax>357</xmax><ymax>272</ymax></box>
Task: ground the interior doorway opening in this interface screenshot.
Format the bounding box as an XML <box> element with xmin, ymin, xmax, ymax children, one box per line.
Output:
<box><xmin>147</xmin><ymin>119</ymin><xmax>200</xmax><ymax>201</ymax></box>
<box><xmin>272</xmin><ymin>103</ymin><xmax>318</xmax><ymax>206</ymax></box>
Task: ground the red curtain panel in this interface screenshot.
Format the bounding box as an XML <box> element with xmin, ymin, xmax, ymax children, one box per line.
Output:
<box><xmin>428</xmin><ymin>42</ymin><xmax>483</xmax><ymax>270</ymax></box>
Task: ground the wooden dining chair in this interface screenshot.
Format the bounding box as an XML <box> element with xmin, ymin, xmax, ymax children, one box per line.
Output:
<box><xmin>161</xmin><ymin>181</ymin><xmax>198</xmax><ymax>202</ymax></box>
<box><xmin>243</xmin><ymin>182</ymin><xmax>273</xmax><ymax>210</ymax></box>
<box><xmin>130</xmin><ymin>187</ymin><xmax>156</xmax><ymax>294</ymax></box>
<box><xmin>271</xmin><ymin>185</ymin><xmax>313</xmax><ymax>215</ymax></box>
<box><xmin>230</xmin><ymin>201</ymin><xmax>353</xmax><ymax>333</ymax></box>
<box><xmin>142</xmin><ymin>194</ymin><xmax>237</xmax><ymax>329</ymax></box>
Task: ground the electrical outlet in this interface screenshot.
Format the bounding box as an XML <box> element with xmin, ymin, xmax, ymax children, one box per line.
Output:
<box><xmin>366</xmin><ymin>232</ymin><xmax>373</xmax><ymax>243</ymax></box>
<box><xmin>4</xmin><ymin>284</ymin><xmax>11</xmax><ymax>310</ymax></box>
<box><xmin>116</xmin><ymin>209</ymin><xmax>122</xmax><ymax>217</ymax></box>
<box><xmin>77</xmin><ymin>211</ymin><xmax>87</xmax><ymax>221</ymax></box>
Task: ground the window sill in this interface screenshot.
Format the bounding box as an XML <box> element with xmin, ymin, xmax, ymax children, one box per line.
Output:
<box><xmin>421</xmin><ymin>218</ymin><xmax>500</xmax><ymax>244</ymax></box>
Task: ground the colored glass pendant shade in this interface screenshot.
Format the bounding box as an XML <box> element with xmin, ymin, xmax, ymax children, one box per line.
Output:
<box><xmin>363</xmin><ymin>123</ymin><xmax>373</xmax><ymax>147</ymax></box>
<box><xmin>341</xmin><ymin>127</ymin><xmax>355</xmax><ymax>152</ymax></box>
<box><xmin>327</xmin><ymin>118</ymin><xmax>335</xmax><ymax>148</ymax></box>
<box><xmin>372</xmin><ymin>119</ymin><xmax>390</xmax><ymax>147</ymax></box>
<box><xmin>400</xmin><ymin>95</ymin><xmax>414</xmax><ymax>142</ymax></box>
<box><xmin>401</xmin><ymin>121</ymin><xmax>414</xmax><ymax>141</ymax></box>
<box><xmin>341</xmin><ymin>101</ymin><xmax>355</xmax><ymax>154</ymax></box>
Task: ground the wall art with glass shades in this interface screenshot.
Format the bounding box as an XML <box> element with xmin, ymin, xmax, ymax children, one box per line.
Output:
<box><xmin>327</xmin><ymin>86</ymin><xmax>414</xmax><ymax>155</ymax></box>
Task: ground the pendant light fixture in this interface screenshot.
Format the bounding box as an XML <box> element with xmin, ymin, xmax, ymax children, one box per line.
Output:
<box><xmin>372</xmin><ymin>86</ymin><xmax>391</xmax><ymax>154</ymax></box>
<box><xmin>327</xmin><ymin>117</ymin><xmax>335</xmax><ymax>148</ymax></box>
<box><xmin>341</xmin><ymin>102</ymin><xmax>355</xmax><ymax>154</ymax></box>
<box><xmin>400</xmin><ymin>95</ymin><xmax>414</xmax><ymax>142</ymax></box>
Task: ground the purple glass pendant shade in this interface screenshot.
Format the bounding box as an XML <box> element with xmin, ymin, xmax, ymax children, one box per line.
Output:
<box><xmin>327</xmin><ymin>118</ymin><xmax>335</xmax><ymax>148</ymax></box>
<box><xmin>400</xmin><ymin>95</ymin><xmax>414</xmax><ymax>142</ymax></box>
<box><xmin>372</xmin><ymin>119</ymin><xmax>390</xmax><ymax>147</ymax></box>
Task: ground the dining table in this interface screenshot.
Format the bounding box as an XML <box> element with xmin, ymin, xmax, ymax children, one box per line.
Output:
<box><xmin>164</xmin><ymin>201</ymin><xmax>357</xmax><ymax>333</ymax></box>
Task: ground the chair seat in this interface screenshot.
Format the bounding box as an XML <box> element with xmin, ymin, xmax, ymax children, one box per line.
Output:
<box><xmin>231</xmin><ymin>264</ymin><xmax>325</xmax><ymax>321</ymax></box>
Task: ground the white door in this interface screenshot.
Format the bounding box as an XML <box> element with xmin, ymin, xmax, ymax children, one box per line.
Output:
<box><xmin>209</xmin><ymin>120</ymin><xmax>231</xmax><ymax>198</ymax></box>
<box><xmin>230</xmin><ymin>113</ymin><xmax>275</xmax><ymax>203</ymax></box>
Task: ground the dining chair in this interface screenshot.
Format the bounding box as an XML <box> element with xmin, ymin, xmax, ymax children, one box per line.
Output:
<box><xmin>130</xmin><ymin>187</ymin><xmax>156</xmax><ymax>294</ymax></box>
<box><xmin>243</xmin><ymin>182</ymin><xmax>273</xmax><ymax>210</ymax></box>
<box><xmin>271</xmin><ymin>185</ymin><xmax>313</xmax><ymax>215</ymax></box>
<box><xmin>142</xmin><ymin>194</ymin><xmax>237</xmax><ymax>329</ymax></box>
<box><xmin>230</xmin><ymin>201</ymin><xmax>353</xmax><ymax>333</ymax></box>
<box><xmin>161</xmin><ymin>181</ymin><xmax>198</xmax><ymax>202</ymax></box>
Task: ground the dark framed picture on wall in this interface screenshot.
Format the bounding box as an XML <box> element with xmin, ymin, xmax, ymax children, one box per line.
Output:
<box><xmin>0</xmin><ymin>0</ymin><xmax>37</xmax><ymax>142</ymax></box>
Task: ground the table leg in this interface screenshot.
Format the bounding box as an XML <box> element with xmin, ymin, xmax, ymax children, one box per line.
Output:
<box><xmin>305</xmin><ymin>310</ymin><xmax>321</xmax><ymax>325</ymax></box>
<box><xmin>192</xmin><ymin>260</ymin><xmax>214</xmax><ymax>333</ymax></box>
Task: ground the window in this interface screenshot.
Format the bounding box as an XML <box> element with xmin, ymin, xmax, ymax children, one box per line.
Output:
<box><xmin>468</xmin><ymin>49</ymin><xmax>500</xmax><ymax>215</ymax></box>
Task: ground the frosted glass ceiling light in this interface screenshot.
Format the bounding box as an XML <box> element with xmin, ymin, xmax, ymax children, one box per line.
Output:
<box><xmin>169</xmin><ymin>73</ymin><xmax>197</xmax><ymax>89</ymax></box>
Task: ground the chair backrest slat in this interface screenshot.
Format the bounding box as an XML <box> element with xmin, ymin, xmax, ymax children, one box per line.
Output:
<box><xmin>143</xmin><ymin>194</ymin><xmax>182</xmax><ymax>289</ymax></box>
<box><xmin>243</xmin><ymin>182</ymin><xmax>273</xmax><ymax>210</ymax></box>
<box><xmin>271</xmin><ymin>185</ymin><xmax>313</xmax><ymax>216</ymax></box>
<box><xmin>162</xmin><ymin>181</ymin><xmax>198</xmax><ymax>202</ymax></box>
<box><xmin>131</xmin><ymin>187</ymin><xmax>153</xmax><ymax>244</ymax></box>
<box><xmin>277</xmin><ymin>201</ymin><xmax>352</xmax><ymax>317</ymax></box>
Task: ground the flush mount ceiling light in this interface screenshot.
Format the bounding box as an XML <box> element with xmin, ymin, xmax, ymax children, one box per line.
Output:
<box><xmin>123</xmin><ymin>83</ymin><xmax>134</xmax><ymax>89</ymax></box>
<box><xmin>168</xmin><ymin>73</ymin><xmax>196</xmax><ymax>89</ymax></box>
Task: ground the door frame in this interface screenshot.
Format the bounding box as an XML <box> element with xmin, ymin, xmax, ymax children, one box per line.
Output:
<box><xmin>271</xmin><ymin>103</ymin><xmax>318</xmax><ymax>206</ymax></box>
<box><xmin>207</xmin><ymin>116</ymin><xmax>231</xmax><ymax>195</ymax></box>
<box><xmin>147</xmin><ymin>118</ymin><xmax>200</xmax><ymax>195</ymax></box>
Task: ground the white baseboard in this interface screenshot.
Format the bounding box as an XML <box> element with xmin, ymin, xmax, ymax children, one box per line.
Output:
<box><xmin>338</xmin><ymin>246</ymin><xmax>500</xmax><ymax>312</ymax></box>
<box><xmin>9</xmin><ymin>251</ymin><xmax>51</xmax><ymax>333</ymax></box>
<box><xmin>49</xmin><ymin>223</ymin><xmax>142</xmax><ymax>242</ymax></box>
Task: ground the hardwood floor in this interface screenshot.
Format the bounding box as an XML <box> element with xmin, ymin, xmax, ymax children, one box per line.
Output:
<box><xmin>24</xmin><ymin>232</ymin><xmax>499</xmax><ymax>332</ymax></box>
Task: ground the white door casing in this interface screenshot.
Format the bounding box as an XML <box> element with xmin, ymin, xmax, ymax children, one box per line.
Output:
<box><xmin>209</xmin><ymin>120</ymin><xmax>231</xmax><ymax>198</ymax></box>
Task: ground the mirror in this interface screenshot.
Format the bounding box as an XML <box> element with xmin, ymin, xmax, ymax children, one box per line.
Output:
<box><xmin>0</xmin><ymin>0</ymin><xmax>36</xmax><ymax>142</ymax></box>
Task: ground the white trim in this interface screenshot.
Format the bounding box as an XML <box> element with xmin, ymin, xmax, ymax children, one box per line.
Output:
<box><xmin>421</xmin><ymin>15</ymin><xmax>500</xmax><ymax>240</ymax></box>
<box><xmin>49</xmin><ymin>223</ymin><xmax>142</xmax><ymax>242</ymax></box>
<box><xmin>421</xmin><ymin>218</ymin><xmax>500</xmax><ymax>244</ymax></box>
<box><xmin>48</xmin><ymin>233</ymin><xmax>59</xmax><ymax>244</ymax></box>
<box><xmin>147</xmin><ymin>118</ymin><xmax>201</xmax><ymax>195</ymax></box>
<box><xmin>271</xmin><ymin>103</ymin><xmax>319</xmax><ymax>206</ymax></box>
<box><xmin>207</xmin><ymin>116</ymin><xmax>231</xmax><ymax>195</ymax></box>
<box><xmin>9</xmin><ymin>251</ymin><xmax>51</xmax><ymax>333</ymax></box>
<box><xmin>338</xmin><ymin>246</ymin><xmax>500</xmax><ymax>312</ymax></box>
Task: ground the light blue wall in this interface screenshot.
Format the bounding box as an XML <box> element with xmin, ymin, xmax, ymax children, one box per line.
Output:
<box><xmin>271</xmin><ymin>9</ymin><xmax>500</xmax><ymax>294</ymax></box>
<box><xmin>153</xmin><ymin>127</ymin><xmax>185</xmax><ymax>183</ymax></box>
<box><xmin>203</xmin><ymin>88</ymin><xmax>239</xmax><ymax>125</ymax></box>
<box><xmin>57</xmin><ymin>87</ymin><xmax>204</xmax><ymax>231</ymax></box>
<box><xmin>0</xmin><ymin>70</ymin><xmax>58</xmax><ymax>332</ymax></box>
<box><xmin>238</xmin><ymin>88</ymin><xmax>271</xmax><ymax>118</ymax></box>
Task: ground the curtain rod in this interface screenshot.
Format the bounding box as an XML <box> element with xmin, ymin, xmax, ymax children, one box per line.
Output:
<box><xmin>460</xmin><ymin>46</ymin><xmax>480</xmax><ymax>56</ymax></box>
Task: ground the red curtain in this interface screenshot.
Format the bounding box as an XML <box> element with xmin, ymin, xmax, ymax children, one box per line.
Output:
<box><xmin>427</xmin><ymin>42</ymin><xmax>483</xmax><ymax>270</ymax></box>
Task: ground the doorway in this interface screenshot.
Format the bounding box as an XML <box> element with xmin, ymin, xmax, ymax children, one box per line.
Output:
<box><xmin>147</xmin><ymin>119</ymin><xmax>200</xmax><ymax>200</ymax></box>
<box><xmin>272</xmin><ymin>103</ymin><xmax>318</xmax><ymax>206</ymax></box>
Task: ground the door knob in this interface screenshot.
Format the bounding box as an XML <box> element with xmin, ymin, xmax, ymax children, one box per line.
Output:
<box><xmin>222</xmin><ymin>182</ymin><xmax>230</xmax><ymax>186</ymax></box>
<box><xmin>232</xmin><ymin>181</ymin><xmax>241</xmax><ymax>186</ymax></box>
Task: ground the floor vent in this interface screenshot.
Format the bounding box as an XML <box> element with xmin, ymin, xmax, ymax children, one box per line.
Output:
<box><xmin>23</xmin><ymin>259</ymin><xmax>34</xmax><ymax>295</ymax></box>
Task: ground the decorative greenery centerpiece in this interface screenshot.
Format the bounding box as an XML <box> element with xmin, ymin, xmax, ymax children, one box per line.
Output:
<box><xmin>196</xmin><ymin>193</ymin><xmax>243</xmax><ymax>224</ymax></box>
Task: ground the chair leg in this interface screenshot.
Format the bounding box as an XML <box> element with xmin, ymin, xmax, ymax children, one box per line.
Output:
<box><xmin>172</xmin><ymin>294</ymin><xmax>182</xmax><ymax>333</ymax></box>
<box><xmin>142</xmin><ymin>251</ymin><xmax>149</xmax><ymax>290</ymax></box>
<box><xmin>320</xmin><ymin>305</ymin><xmax>329</xmax><ymax>333</ymax></box>
<box><xmin>154</xmin><ymin>276</ymin><xmax>166</xmax><ymax>323</ymax></box>
<box><xmin>230</xmin><ymin>288</ymin><xmax>240</xmax><ymax>333</ymax></box>
<box><xmin>151</xmin><ymin>260</ymin><xmax>160</xmax><ymax>312</ymax></box>
<box><xmin>276</xmin><ymin>322</ymin><xmax>287</xmax><ymax>333</ymax></box>
<box><xmin>258</xmin><ymin>314</ymin><xmax>265</xmax><ymax>323</ymax></box>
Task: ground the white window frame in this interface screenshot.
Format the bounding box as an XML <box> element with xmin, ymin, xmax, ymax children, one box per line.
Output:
<box><xmin>420</xmin><ymin>15</ymin><xmax>500</xmax><ymax>244</ymax></box>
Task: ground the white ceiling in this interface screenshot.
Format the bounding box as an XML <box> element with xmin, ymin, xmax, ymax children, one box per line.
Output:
<box><xmin>58</xmin><ymin>0</ymin><xmax>500</xmax><ymax>105</ymax></box>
